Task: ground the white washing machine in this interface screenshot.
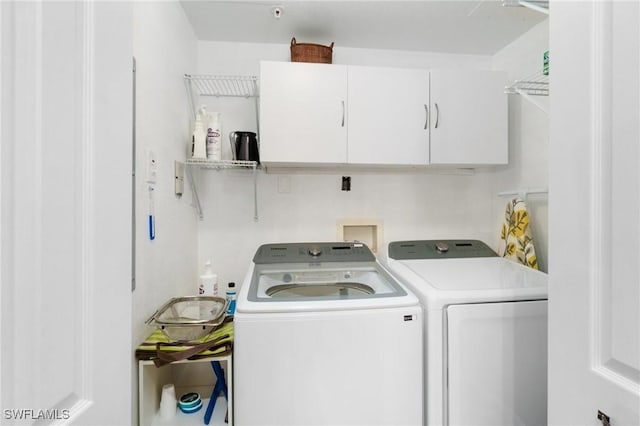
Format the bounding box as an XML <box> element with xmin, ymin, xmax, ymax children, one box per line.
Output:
<box><xmin>234</xmin><ymin>242</ymin><xmax>423</xmax><ymax>426</ymax></box>
<box><xmin>385</xmin><ymin>240</ymin><xmax>548</xmax><ymax>426</ymax></box>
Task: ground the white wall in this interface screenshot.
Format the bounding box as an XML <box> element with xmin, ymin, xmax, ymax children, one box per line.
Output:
<box><xmin>491</xmin><ymin>19</ymin><xmax>549</xmax><ymax>271</ymax></box>
<box><xmin>131</xmin><ymin>3</ymin><xmax>198</xmax><ymax>420</ymax></box>
<box><xmin>192</xmin><ymin>22</ymin><xmax>549</xmax><ymax>285</ymax></box>
<box><xmin>193</xmin><ymin>41</ymin><xmax>501</xmax><ymax>288</ymax></box>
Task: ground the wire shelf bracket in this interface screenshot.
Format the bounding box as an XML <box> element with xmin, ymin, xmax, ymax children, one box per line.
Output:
<box><xmin>186</xmin><ymin>160</ymin><xmax>260</xmax><ymax>222</ymax></box>
<box><xmin>505</xmin><ymin>69</ymin><xmax>549</xmax><ymax>114</ymax></box>
<box><xmin>502</xmin><ymin>0</ymin><xmax>549</xmax><ymax>15</ymax></box>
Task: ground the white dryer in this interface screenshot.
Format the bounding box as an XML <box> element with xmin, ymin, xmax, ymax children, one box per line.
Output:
<box><xmin>385</xmin><ymin>240</ymin><xmax>548</xmax><ymax>426</ymax></box>
<box><xmin>234</xmin><ymin>242</ymin><xmax>423</xmax><ymax>426</ymax></box>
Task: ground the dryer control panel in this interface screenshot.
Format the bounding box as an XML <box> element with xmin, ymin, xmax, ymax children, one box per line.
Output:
<box><xmin>388</xmin><ymin>239</ymin><xmax>498</xmax><ymax>260</ymax></box>
<box><xmin>253</xmin><ymin>242</ymin><xmax>375</xmax><ymax>264</ymax></box>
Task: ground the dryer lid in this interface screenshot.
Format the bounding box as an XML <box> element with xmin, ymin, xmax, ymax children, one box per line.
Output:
<box><xmin>400</xmin><ymin>257</ymin><xmax>547</xmax><ymax>292</ymax></box>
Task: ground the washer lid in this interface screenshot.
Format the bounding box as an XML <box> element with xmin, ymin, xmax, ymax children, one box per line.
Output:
<box><xmin>250</xmin><ymin>262</ymin><xmax>406</xmax><ymax>301</ymax></box>
<box><xmin>400</xmin><ymin>257</ymin><xmax>547</xmax><ymax>292</ymax></box>
<box><xmin>238</xmin><ymin>261</ymin><xmax>419</xmax><ymax>313</ymax></box>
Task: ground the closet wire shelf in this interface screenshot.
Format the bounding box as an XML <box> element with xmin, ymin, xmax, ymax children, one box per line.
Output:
<box><xmin>186</xmin><ymin>159</ymin><xmax>259</xmax><ymax>170</ymax></box>
<box><xmin>502</xmin><ymin>0</ymin><xmax>549</xmax><ymax>15</ymax></box>
<box><xmin>186</xmin><ymin>159</ymin><xmax>260</xmax><ymax>222</ymax></box>
<box><xmin>184</xmin><ymin>74</ymin><xmax>258</xmax><ymax>98</ymax></box>
<box><xmin>505</xmin><ymin>69</ymin><xmax>549</xmax><ymax>96</ymax></box>
<box><xmin>183</xmin><ymin>74</ymin><xmax>261</xmax><ymax>222</ymax></box>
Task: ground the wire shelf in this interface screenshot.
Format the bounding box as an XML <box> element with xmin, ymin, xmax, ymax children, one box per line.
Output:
<box><xmin>186</xmin><ymin>159</ymin><xmax>258</xmax><ymax>170</ymax></box>
<box><xmin>505</xmin><ymin>69</ymin><xmax>549</xmax><ymax>96</ymax></box>
<box><xmin>185</xmin><ymin>74</ymin><xmax>258</xmax><ymax>98</ymax></box>
<box><xmin>502</xmin><ymin>0</ymin><xmax>549</xmax><ymax>15</ymax></box>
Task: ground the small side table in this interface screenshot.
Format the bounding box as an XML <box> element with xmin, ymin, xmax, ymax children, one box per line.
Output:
<box><xmin>138</xmin><ymin>353</ymin><xmax>233</xmax><ymax>426</ymax></box>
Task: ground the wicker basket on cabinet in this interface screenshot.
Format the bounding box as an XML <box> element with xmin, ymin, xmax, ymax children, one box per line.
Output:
<box><xmin>290</xmin><ymin>37</ymin><xmax>334</xmax><ymax>64</ymax></box>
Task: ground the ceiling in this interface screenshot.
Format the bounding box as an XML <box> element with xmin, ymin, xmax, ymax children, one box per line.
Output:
<box><xmin>180</xmin><ymin>1</ymin><xmax>547</xmax><ymax>56</ymax></box>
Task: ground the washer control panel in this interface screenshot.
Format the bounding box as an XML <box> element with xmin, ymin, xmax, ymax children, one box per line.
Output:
<box><xmin>388</xmin><ymin>239</ymin><xmax>497</xmax><ymax>260</ymax></box>
<box><xmin>253</xmin><ymin>242</ymin><xmax>375</xmax><ymax>264</ymax></box>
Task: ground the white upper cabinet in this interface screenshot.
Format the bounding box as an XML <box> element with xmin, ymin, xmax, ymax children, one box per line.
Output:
<box><xmin>259</xmin><ymin>61</ymin><xmax>348</xmax><ymax>166</ymax></box>
<box><xmin>259</xmin><ymin>61</ymin><xmax>508</xmax><ymax>168</ymax></box>
<box><xmin>429</xmin><ymin>69</ymin><xmax>508</xmax><ymax>165</ymax></box>
<box><xmin>347</xmin><ymin>66</ymin><xmax>430</xmax><ymax>165</ymax></box>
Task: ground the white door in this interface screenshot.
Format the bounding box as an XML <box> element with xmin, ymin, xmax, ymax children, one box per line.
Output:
<box><xmin>549</xmin><ymin>2</ymin><xmax>640</xmax><ymax>425</ymax></box>
<box><xmin>429</xmin><ymin>69</ymin><xmax>508</xmax><ymax>165</ymax></box>
<box><xmin>347</xmin><ymin>65</ymin><xmax>429</xmax><ymax>165</ymax></box>
<box><xmin>259</xmin><ymin>61</ymin><xmax>348</xmax><ymax>165</ymax></box>
<box><xmin>0</xmin><ymin>2</ymin><xmax>133</xmax><ymax>424</ymax></box>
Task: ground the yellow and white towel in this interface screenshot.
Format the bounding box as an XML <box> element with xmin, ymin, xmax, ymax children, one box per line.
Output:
<box><xmin>499</xmin><ymin>198</ymin><xmax>538</xmax><ymax>270</ymax></box>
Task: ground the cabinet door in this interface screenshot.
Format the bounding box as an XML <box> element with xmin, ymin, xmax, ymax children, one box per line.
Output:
<box><xmin>347</xmin><ymin>66</ymin><xmax>430</xmax><ymax>165</ymax></box>
<box><xmin>259</xmin><ymin>61</ymin><xmax>348</xmax><ymax>165</ymax></box>
<box><xmin>430</xmin><ymin>69</ymin><xmax>508</xmax><ymax>165</ymax></box>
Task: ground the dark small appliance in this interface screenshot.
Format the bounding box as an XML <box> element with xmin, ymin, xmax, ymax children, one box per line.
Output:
<box><xmin>229</xmin><ymin>131</ymin><xmax>260</xmax><ymax>164</ymax></box>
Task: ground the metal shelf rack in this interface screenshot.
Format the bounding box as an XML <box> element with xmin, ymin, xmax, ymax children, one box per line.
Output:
<box><xmin>186</xmin><ymin>159</ymin><xmax>258</xmax><ymax>170</ymax></box>
<box><xmin>185</xmin><ymin>159</ymin><xmax>260</xmax><ymax>222</ymax></box>
<box><xmin>506</xmin><ymin>69</ymin><xmax>549</xmax><ymax>114</ymax></box>
<box><xmin>184</xmin><ymin>75</ymin><xmax>261</xmax><ymax>221</ymax></box>
<box><xmin>184</xmin><ymin>74</ymin><xmax>259</xmax><ymax>119</ymax></box>
<box><xmin>506</xmin><ymin>70</ymin><xmax>549</xmax><ymax>96</ymax></box>
<box><xmin>502</xmin><ymin>0</ymin><xmax>549</xmax><ymax>15</ymax></box>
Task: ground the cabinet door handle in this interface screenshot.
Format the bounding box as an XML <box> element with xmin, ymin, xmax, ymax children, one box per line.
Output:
<box><xmin>435</xmin><ymin>103</ymin><xmax>440</xmax><ymax>129</ymax></box>
<box><xmin>424</xmin><ymin>104</ymin><xmax>429</xmax><ymax>130</ymax></box>
<box><xmin>341</xmin><ymin>100</ymin><xmax>345</xmax><ymax>127</ymax></box>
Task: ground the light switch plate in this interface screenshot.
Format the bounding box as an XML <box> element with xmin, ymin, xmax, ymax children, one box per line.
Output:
<box><xmin>174</xmin><ymin>161</ymin><xmax>184</xmax><ymax>196</ymax></box>
<box><xmin>146</xmin><ymin>149</ymin><xmax>157</xmax><ymax>183</ymax></box>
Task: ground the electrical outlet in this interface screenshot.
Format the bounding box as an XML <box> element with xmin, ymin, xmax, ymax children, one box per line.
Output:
<box><xmin>342</xmin><ymin>176</ymin><xmax>351</xmax><ymax>191</ymax></box>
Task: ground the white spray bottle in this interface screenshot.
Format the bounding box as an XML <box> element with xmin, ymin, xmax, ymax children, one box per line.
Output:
<box><xmin>191</xmin><ymin>106</ymin><xmax>207</xmax><ymax>159</ymax></box>
<box><xmin>206</xmin><ymin>112</ymin><xmax>222</xmax><ymax>161</ymax></box>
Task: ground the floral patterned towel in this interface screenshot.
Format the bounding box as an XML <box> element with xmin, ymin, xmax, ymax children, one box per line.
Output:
<box><xmin>499</xmin><ymin>198</ymin><xmax>538</xmax><ymax>270</ymax></box>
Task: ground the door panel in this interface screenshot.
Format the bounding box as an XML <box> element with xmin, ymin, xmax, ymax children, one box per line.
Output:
<box><xmin>549</xmin><ymin>1</ymin><xmax>640</xmax><ymax>424</ymax></box>
<box><xmin>430</xmin><ymin>69</ymin><xmax>508</xmax><ymax>165</ymax></box>
<box><xmin>260</xmin><ymin>61</ymin><xmax>348</xmax><ymax>165</ymax></box>
<box><xmin>1</xmin><ymin>1</ymin><xmax>132</xmax><ymax>423</ymax></box>
<box><xmin>605</xmin><ymin>0</ymin><xmax>640</xmax><ymax>381</ymax></box>
<box><xmin>347</xmin><ymin>66</ymin><xmax>429</xmax><ymax>165</ymax></box>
